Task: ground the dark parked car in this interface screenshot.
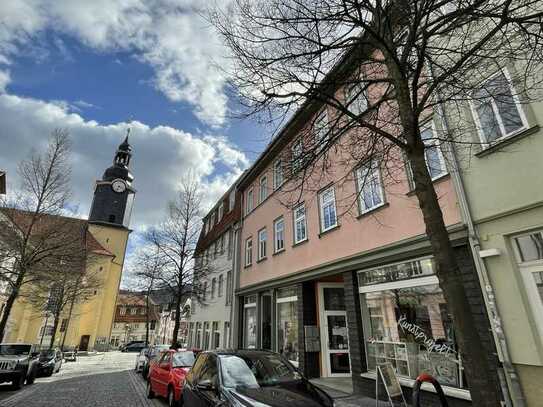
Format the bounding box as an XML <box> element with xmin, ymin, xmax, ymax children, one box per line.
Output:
<box><xmin>37</xmin><ymin>349</ymin><xmax>63</xmax><ymax>377</ymax></box>
<box><xmin>183</xmin><ymin>350</ymin><xmax>334</xmax><ymax>407</ymax></box>
<box><xmin>0</xmin><ymin>343</ymin><xmax>39</xmax><ymax>389</ymax></box>
<box><xmin>121</xmin><ymin>342</ymin><xmax>146</xmax><ymax>353</ymax></box>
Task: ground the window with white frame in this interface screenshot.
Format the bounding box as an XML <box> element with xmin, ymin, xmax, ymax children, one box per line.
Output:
<box><xmin>471</xmin><ymin>69</ymin><xmax>526</xmax><ymax>144</ymax></box>
<box><xmin>259</xmin><ymin>175</ymin><xmax>268</xmax><ymax>203</ymax></box>
<box><xmin>245</xmin><ymin>237</ymin><xmax>253</xmax><ymax>266</ymax></box>
<box><xmin>119</xmin><ymin>307</ymin><xmax>126</xmax><ymax>315</ymax></box>
<box><xmin>513</xmin><ymin>230</ymin><xmax>543</xmax><ymax>339</ymax></box>
<box><xmin>291</xmin><ymin>140</ymin><xmax>303</xmax><ymax>173</ymax></box>
<box><xmin>218</xmin><ymin>274</ymin><xmax>224</xmax><ymax>297</ymax></box>
<box><xmin>258</xmin><ymin>228</ymin><xmax>267</xmax><ymax>260</ymax></box>
<box><xmin>218</xmin><ymin>202</ymin><xmax>224</xmax><ymax>222</ymax></box>
<box><xmin>346</xmin><ymin>79</ymin><xmax>368</xmax><ymax>116</ymax></box>
<box><xmin>229</xmin><ymin>190</ymin><xmax>235</xmax><ymax>211</ymax></box>
<box><xmin>227</xmin><ymin>229</ymin><xmax>233</xmax><ymax>260</ymax></box>
<box><xmin>319</xmin><ymin>186</ymin><xmax>338</xmax><ymax>232</ymax></box>
<box><xmin>314</xmin><ymin>109</ymin><xmax>329</xmax><ymax>145</ymax></box>
<box><xmin>226</xmin><ymin>271</ymin><xmax>232</xmax><ymax>305</ymax></box>
<box><xmin>274</xmin><ymin>217</ymin><xmax>285</xmax><ymax>252</ymax></box>
<box><xmin>293</xmin><ymin>204</ymin><xmax>307</xmax><ymax>244</ymax></box>
<box><xmin>273</xmin><ymin>159</ymin><xmax>284</xmax><ymax>190</ymax></box>
<box><xmin>211</xmin><ymin>278</ymin><xmax>216</xmax><ymax>299</ymax></box>
<box><xmin>356</xmin><ymin>162</ymin><xmax>384</xmax><ymax>214</ymax></box>
<box><xmin>421</xmin><ymin>124</ymin><xmax>447</xmax><ymax>179</ymax></box>
<box><xmin>246</xmin><ymin>189</ymin><xmax>254</xmax><ymax>214</ymax></box>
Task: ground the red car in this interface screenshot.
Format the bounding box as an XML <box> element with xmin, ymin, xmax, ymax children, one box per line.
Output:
<box><xmin>147</xmin><ymin>349</ymin><xmax>196</xmax><ymax>407</ymax></box>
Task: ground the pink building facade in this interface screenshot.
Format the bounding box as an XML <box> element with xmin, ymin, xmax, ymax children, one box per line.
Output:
<box><xmin>233</xmin><ymin>86</ymin><xmax>499</xmax><ymax>405</ymax></box>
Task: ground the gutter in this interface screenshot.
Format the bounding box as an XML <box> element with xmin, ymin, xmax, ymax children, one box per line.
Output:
<box><xmin>431</xmin><ymin>64</ymin><xmax>526</xmax><ymax>407</ymax></box>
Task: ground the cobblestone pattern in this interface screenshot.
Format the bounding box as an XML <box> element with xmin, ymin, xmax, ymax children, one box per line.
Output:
<box><xmin>0</xmin><ymin>370</ymin><xmax>153</xmax><ymax>407</ymax></box>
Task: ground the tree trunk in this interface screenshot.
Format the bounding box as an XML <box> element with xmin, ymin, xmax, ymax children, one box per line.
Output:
<box><xmin>171</xmin><ymin>289</ymin><xmax>182</xmax><ymax>347</ymax></box>
<box><xmin>49</xmin><ymin>312</ymin><xmax>61</xmax><ymax>350</ymax></box>
<box><xmin>0</xmin><ymin>266</ymin><xmax>25</xmax><ymax>341</ymax></box>
<box><xmin>407</xmin><ymin>143</ymin><xmax>501</xmax><ymax>406</ymax></box>
<box><xmin>60</xmin><ymin>295</ymin><xmax>76</xmax><ymax>351</ymax></box>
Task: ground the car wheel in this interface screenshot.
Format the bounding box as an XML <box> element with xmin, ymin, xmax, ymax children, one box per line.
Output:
<box><xmin>12</xmin><ymin>374</ymin><xmax>25</xmax><ymax>390</ymax></box>
<box><xmin>46</xmin><ymin>367</ymin><xmax>54</xmax><ymax>377</ymax></box>
<box><xmin>168</xmin><ymin>387</ymin><xmax>179</xmax><ymax>407</ymax></box>
<box><xmin>146</xmin><ymin>380</ymin><xmax>155</xmax><ymax>399</ymax></box>
<box><xmin>26</xmin><ymin>369</ymin><xmax>36</xmax><ymax>385</ymax></box>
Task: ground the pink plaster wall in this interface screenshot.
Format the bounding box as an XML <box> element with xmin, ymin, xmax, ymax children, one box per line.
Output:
<box><xmin>239</xmin><ymin>159</ymin><xmax>461</xmax><ymax>289</ymax></box>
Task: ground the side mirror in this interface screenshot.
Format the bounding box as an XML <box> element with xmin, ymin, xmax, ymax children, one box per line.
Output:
<box><xmin>196</xmin><ymin>379</ymin><xmax>216</xmax><ymax>392</ymax></box>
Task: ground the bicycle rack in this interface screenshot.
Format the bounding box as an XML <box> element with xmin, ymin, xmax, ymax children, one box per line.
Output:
<box><xmin>412</xmin><ymin>373</ymin><xmax>449</xmax><ymax>407</ymax></box>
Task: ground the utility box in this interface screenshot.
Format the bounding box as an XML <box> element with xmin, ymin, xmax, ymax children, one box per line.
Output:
<box><xmin>304</xmin><ymin>325</ymin><xmax>321</xmax><ymax>352</ymax></box>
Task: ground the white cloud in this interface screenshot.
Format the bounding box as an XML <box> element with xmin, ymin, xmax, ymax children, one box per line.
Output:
<box><xmin>0</xmin><ymin>0</ymin><xmax>230</xmax><ymax>126</ymax></box>
<box><xmin>0</xmin><ymin>91</ymin><xmax>248</xmax><ymax>230</ymax></box>
<box><xmin>0</xmin><ymin>70</ymin><xmax>9</xmax><ymax>93</ymax></box>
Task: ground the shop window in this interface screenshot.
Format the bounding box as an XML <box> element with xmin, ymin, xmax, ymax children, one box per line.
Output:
<box><xmin>276</xmin><ymin>287</ymin><xmax>299</xmax><ymax>365</ymax></box>
<box><xmin>244</xmin><ymin>296</ymin><xmax>257</xmax><ymax>349</ymax></box>
<box><xmin>513</xmin><ymin>230</ymin><xmax>543</xmax><ymax>339</ymax></box>
<box><xmin>358</xmin><ymin>257</ymin><xmax>467</xmax><ymax>389</ymax></box>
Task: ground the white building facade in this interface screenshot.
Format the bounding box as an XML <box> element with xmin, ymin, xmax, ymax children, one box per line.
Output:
<box><xmin>187</xmin><ymin>185</ymin><xmax>240</xmax><ymax>350</ymax></box>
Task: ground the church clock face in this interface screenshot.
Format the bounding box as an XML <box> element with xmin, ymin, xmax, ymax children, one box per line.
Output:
<box><xmin>111</xmin><ymin>179</ymin><xmax>127</xmax><ymax>193</ymax></box>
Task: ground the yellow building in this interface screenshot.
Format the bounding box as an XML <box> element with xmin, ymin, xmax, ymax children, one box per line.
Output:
<box><xmin>4</xmin><ymin>134</ymin><xmax>136</xmax><ymax>351</ymax></box>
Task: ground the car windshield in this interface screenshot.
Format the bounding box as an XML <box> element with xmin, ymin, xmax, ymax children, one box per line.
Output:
<box><xmin>219</xmin><ymin>353</ymin><xmax>301</xmax><ymax>389</ymax></box>
<box><xmin>0</xmin><ymin>344</ymin><xmax>32</xmax><ymax>355</ymax></box>
<box><xmin>39</xmin><ymin>350</ymin><xmax>55</xmax><ymax>360</ymax></box>
<box><xmin>172</xmin><ymin>351</ymin><xmax>195</xmax><ymax>368</ymax></box>
<box><xmin>150</xmin><ymin>346</ymin><xmax>169</xmax><ymax>357</ymax></box>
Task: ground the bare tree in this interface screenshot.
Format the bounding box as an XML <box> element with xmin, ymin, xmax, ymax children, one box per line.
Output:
<box><xmin>143</xmin><ymin>175</ymin><xmax>212</xmax><ymax>346</ymax></box>
<box><xmin>210</xmin><ymin>1</ymin><xmax>543</xmax><ymax>405</ymax></box>
<box><xmin>0</xmin><ymin>129</ymin><xmax>78</xmax><ymax>342</ymax></box>
<box><xmin>27</xmin><ymin>239</ymin><xmax>102</xmax><ymax>350</ymax></box>
<box><xmin>127</xmin><ymin>249</ymin><xmax>162</xmax><ymax>346</ymax></box>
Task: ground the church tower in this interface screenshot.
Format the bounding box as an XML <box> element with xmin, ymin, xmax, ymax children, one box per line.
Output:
<box><xmin>89</xmin><ymin>131</ymin><xmax>136</xmax><ymax>229</ymax></box>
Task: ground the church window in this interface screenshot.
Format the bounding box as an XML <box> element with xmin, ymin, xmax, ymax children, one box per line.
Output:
<box><xmin>211</xmin><ymin>278</ymin><xmax>217</xmax><ymax>299</ymax></box>
<box><xmin>120</xmin><ymin>307</ymin><xmax>126</xmax><ymax>315</ymax></box>
<box><xmin>131</xmin><ymin>307</ymin><xmax>137</xmax><ymax>315</ymax></box>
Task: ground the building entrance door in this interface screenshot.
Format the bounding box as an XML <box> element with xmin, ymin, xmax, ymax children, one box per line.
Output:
<box><xmin>79</xmin><ymin>335</ymin><xmax>90</xmax><ymax>351</ymax></box>
<box><xmin>260</xmin><ymin>294</ymin><xmax>272</xmax><ymax>350</ymax></box>
<box><xmin>318</xmin><ymin>283</ymin><xmax>351</xmax><ymax>377</ymax></box>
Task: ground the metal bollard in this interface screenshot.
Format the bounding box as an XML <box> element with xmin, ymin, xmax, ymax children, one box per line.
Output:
<box><xmin>412</xmin><ymin>373</ymin><xmax>449</xmax><ymax>407</ymax></box>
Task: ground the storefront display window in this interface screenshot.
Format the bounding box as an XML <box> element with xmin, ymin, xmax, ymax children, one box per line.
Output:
<box><xmin>513</xmin><ymin>231</ymin><xmax>543</xmax><ymax>339</ymax></box>
<box><xmin>277</xmin><ymin>287</ymin><xmax>298</xmax><ymax>364</ymax></box>
<box><xmin>244</xmin><ymin>295</ymin><xmax>257</xmax><ymax>348</ymax></box>
<box><xmin>358</xmin><ymin>257</ymin><xmax>467</xmax><ymax>390</ymax></box>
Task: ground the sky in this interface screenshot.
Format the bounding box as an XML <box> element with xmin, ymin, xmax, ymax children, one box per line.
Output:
<box><xmin>0</xmin><ymin>0</ymin><xmax>276</xmax><ymax>261</ymax></box>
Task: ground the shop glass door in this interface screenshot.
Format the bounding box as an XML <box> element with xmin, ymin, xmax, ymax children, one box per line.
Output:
<box><xmin>319</xmin><ymin>285</ymin><xmax>351</xmax><ymax>377</ymax></box>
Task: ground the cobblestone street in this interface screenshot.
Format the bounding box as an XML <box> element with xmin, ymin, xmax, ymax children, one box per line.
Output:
<box><xmin>0</xmin><ymin>352</ymin><xmax>167</xmax><ymax>407</ymax></box>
